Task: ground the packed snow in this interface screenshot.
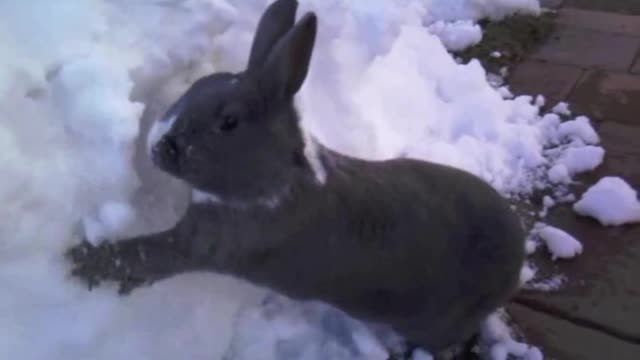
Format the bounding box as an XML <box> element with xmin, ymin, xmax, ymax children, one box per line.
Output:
<box><xmin>1</xmin><ymin>0</ymin><xmax>617</xmax><ymax>359</ymax></box>
<box><xmin>534</xmin><ymin>223</ymin><xmax>583</xmax><ymax>260</ymax></box>
<box><xmin>573</xmin><ymin>177</ymin><xmax>640</xmax><ymax>226</ymax></box>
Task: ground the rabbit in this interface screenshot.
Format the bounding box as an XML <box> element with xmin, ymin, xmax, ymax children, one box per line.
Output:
<box><xmin>67</xmin><ymin>0</ymin><xmax>525</xmax><ymax>355</ymax></box>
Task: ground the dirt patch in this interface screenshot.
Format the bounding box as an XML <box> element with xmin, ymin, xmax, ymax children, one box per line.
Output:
<box><xmin>455</xmin><ymin>12</ymin><xmax>556</xmax><ymax>74</ymax></box>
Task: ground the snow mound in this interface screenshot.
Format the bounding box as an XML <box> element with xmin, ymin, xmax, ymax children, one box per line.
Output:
<box><xmin>574</xmin><ymin>177</ymin><xmax>640</xmax><ymax>226</ymax></box>
<box><xmin>535</xmin><ymin>224</ymin><xmax>583</xmax><ymax>260</ymax></box>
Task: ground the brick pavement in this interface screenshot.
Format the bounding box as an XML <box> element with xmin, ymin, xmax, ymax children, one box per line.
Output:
<box><xmin>506</xmin><ymin>2</ymin><xmax>640</xmax><ymax>359</ymax></box>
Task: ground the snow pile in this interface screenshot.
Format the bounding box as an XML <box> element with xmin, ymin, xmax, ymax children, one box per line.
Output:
<box><xmin>574</xmin><ymin>177</ymin><xmax>640</xmax><ymax>226</ymax></box>
<box><xmin>534</xmin><ymin>223</ymin><xmax>583</xmax><ymax>260</ymax></box>
<box><xmin>0</xmin><ymin>0</ymin><xmax>578</xmax><ymax>359</ymax></box>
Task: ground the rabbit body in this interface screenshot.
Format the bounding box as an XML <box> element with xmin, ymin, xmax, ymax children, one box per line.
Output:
<box><xmin>181</xmin><ymin>150</ymin><xmax>524</xmax><ymax>351</ymax></box>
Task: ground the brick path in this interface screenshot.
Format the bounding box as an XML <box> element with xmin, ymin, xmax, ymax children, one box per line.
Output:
<box><xmin>506</xmin><ymin>2</ymin><xmax>640</xmax><ymax>359</ymax></box>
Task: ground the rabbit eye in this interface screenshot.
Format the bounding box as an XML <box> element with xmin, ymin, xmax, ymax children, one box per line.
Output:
<box><xmin>219</xmin><ymin>115</ymin><xmax>239</xmax><ymax>132</ymax></box>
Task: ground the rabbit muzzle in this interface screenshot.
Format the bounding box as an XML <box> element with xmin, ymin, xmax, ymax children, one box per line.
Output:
<box><xmin>151</xmin><ymin>134</ymin><xmax>185</xmax><ymax>174</ymax></box>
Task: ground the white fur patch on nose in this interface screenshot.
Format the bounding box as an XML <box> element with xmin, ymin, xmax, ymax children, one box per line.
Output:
<box><xmin>147</xmin><ymin>114</ymin><xmax>177</xmax><ymax>156</ymax></box>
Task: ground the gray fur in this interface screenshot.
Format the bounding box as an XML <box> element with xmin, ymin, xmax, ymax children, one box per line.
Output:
<box><xmin>68</xmin><ymin>0</ymin><xmax>525</xmax><ymax>354</ymax></box>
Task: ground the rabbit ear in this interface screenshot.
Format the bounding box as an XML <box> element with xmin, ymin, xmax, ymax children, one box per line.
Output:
<box><xmin>259</xmin><ymin>12</ymin><xmax>317</xmax><ymax>98</ymax></box>
<box><xmin>247</xmin><ymin>0</ymin><xmax>298</xmax><ymax>72</ymax></box>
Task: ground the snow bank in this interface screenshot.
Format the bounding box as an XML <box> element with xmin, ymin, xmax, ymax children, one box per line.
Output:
<box><xmin>574</xmin><ymin>177</ymin><xmax>640</xmax><ymax>226</ymax></box>
<box><xmin>0</xmin><ymin>1</ymin><xmax>261</xmax><ymax>360</ymax></box>
<box><xmin>1</xmin><ymin>0</ymin><xmax>565</xmax><ymax>359</ymax></box>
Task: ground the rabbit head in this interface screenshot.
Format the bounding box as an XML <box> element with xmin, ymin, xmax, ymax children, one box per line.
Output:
<box><xmin>148</xmin><ymin>0</ymin><xmax>318</xmax><ymax>203</ymax></box>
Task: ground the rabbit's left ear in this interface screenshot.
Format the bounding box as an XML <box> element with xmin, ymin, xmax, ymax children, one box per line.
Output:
<box><xmin>259</xmin><ymin>12</ymin><xmax>317</xmax><ymax>99</ymax></box>
<box><xmin>247</xmin><ymin>0</ymin><xmax>298</xmax><ymax>73</ymax></box>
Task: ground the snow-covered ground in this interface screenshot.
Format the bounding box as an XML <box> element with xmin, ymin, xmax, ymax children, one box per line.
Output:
<box><xmin>2</xmin><ymin>0</ymin><xmax>637</xmax><ymax>359</ymax></box>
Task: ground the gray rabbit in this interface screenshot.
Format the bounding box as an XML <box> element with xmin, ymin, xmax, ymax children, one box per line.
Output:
<box><xmin>67</xmin><ymin>0</ymin><xmax>525</xmax><ymax>356</ymax></box>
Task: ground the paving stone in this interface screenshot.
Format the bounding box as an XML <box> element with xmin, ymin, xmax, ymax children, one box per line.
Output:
<box><xmin>633</xmin><ymin>58</ymin><xmax>640</xmax><ymax>74</ymax></box>
<box><xmin>585</xmin><ymin>122</ymin><xmax>640</xmax><ymax>186</ymax></box>
<box><xmin>567</xmin><ymin>70</ymin><xmax>640</xmax><ymax>124</ymax></box>
<box><xmin>532</xmin><ymin>26</ymin><xmax>640</xmax><ymax>71</ymax></box>
<box><xmin>518</xmin><ymin>208</ymin><xmax>640</xmax><ymax>342</ymax></box>
<box><xmin>557</xmin><ymin>8</ymin><xmax>640</xmax><ymax>36</ymax></box>
<box><xmin>509</xmin><ymin>303</ymin><xmax>640</xmax><ymax>360</ymax></box>
<box><xmin>564</xmin><ymin>0</ymin><xmax>640</xmax><ymax>16</ymax></box>
<box><xmin>508</xmin><ymin>60</ymin><xmax>583</xmax><ymax>105</ymax></box>
<box><xmin>540</xmin><ymin>0</ymin><xmax>564</xmax><ymax>9</ymax></box>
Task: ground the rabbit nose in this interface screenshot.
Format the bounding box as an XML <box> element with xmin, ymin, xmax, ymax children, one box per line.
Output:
<box><xmin>164</xmin><ymin>136</ymin><xmax>179</xmax><ymax>156</ymax></box>
<box><xmin>154</xmin><ymin>135</ymin><xmax>181</xmax><ymax>161</ymax></box>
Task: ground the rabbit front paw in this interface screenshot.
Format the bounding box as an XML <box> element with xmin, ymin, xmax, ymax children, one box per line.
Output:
<box><xmin>66</xmin><ymin>241</ymin><xmax>148</xmax><ymax>295</ymax></box>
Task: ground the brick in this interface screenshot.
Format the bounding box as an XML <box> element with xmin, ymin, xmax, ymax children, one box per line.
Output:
<box><xmin>557</xmin><ymin>8</ymin><xmax>640</xmax><ymax>36</ymax></box>
<box><xmin>563</xmin><ymin>0</ymin><xmax>640</xmax><ymax>16</ymax></box>
<box><xmin>532</xmin><ymin>26</ymin><xmax>640</xmax><ymax>71</ymax></box>
<box><xmin>518</xmin><ymin>207</ymin><xmax>640</xmax><ymax>341</ymax></box>
<box><xmin>568</xmin><ymin>70</ymin><xmax>640</xmax><ymax>125</ymax></box>
<box><xmin>509</xmin><ymin>60</ymin><xmax>583</xmax><ymax>106</ymax></box>
<box><xmin>509</xmin><ymin>304</ymin><xmax>640</xmax><ymax>360</ymax></box>
<box><xmin>589</xmin><ymin>122</ymin><xmax>640</xmax><ymax>186</ymax></box>
<box><xmin>540</xmin><ymin>0</ymin><xmax>563</xmax><ymax>9</ymax></box>
<box><xmin>633</xmin><ymin>58</ymin><xmax>640</xmax><ymax>74</ymax></box>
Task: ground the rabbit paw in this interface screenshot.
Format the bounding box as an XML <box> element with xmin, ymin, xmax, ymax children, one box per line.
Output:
<box><xmin>66</xmin><ymin>241</ymin><xmax>148</xmax><ymax>295</ymax></box>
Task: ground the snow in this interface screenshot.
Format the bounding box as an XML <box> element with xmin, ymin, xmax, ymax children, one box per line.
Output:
<box><xmin>0</xmin><ymin>0</ymin><xmax>602</xmax><ymax>359</ymax></box>
<box><xmin>82</xmin><ymin>201</ymin><xmax>136</xmax><ymax>245</ymax></box>
<box><xmin>552</xmin><ymin>102</ymin><xmax>571</xmax><ymax>116</ymax></box>
<box><xmin>525</xmin><ymin>239</ymin><xmax>539</xmax><ymax>255</ymax></box>
<box><xmin>548</xmin><ymin>164</ymin><xmax>571</xmax><ymax>184</ymax></box>
<box><xmin>480</xmin><ymin>311</ymin><xmax>541</xmax><ymax>360</ymax></box>
<box><xmin>225</xmin><ymin>295</ymin><xmax>390</xmax><ymax>360</ymax></box>
<box><xmin>411</xmin><ymin>349</ymin><xmax>434</xmax><ymax>360</ymax></box>
<box><xmin>557</xmin><ymin>116</ymin><xmax>600</xmax><ymax>145</ymax></box>
<box><xmin>428</xmin><ymin>20</ymin><xmax>483</xmax><ymax>51</ymax></box>
<box><xmin>556</xmin><ymin>146</ymin><xmax>605</xmax><ymax>175</ymax></box>
<box><xmin>573</xmin><ymin>177</ymin><xmax>640</xmax><ymax>226</ymax></box>
<box><xmin>527</xmin><ymin>274</ymin><xmax>567</xmax><ymax>292</ymax></box>
<box><xmin>519</xmin><ymin>263</ymin><xmax>537</xmax><ymax>285</ymax></box>
<box><xmin>535</xmin><ymin>224</ymin><xmax>583</xmax><ymax>260</ymax></box>
<box><xmin>538</xmin><ymin>195</ymin><xmax>555</xmax><ymax>217</ymax></box>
